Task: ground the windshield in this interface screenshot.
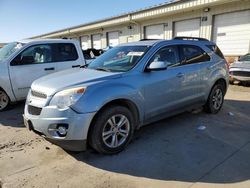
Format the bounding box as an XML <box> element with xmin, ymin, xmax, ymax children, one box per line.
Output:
<box><xmin>0</xmin><ymin>42</ymin><xmax>24</xmax><ymax>62</ymax></box>
<box><xmin>88</xmin><ymin>45</ymin><xmax>150</xmax><ymax>72</ymax></box>
<box><xmin>239</xmin><ymin>54</ymin><xmax>250</xmax><ymax>62</ymax></box>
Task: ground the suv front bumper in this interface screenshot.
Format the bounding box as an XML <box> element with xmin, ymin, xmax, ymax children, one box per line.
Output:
<box><xmin>24</xmin><ymin>104</ymin><xmax>96</xmax><ymax>151</ymax></box>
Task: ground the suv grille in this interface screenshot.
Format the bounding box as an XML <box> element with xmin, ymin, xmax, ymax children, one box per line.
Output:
<box><xmin>230</xmin><ymin>71</ymin><xmax>250</xmax><ymax>77</ymax></box>
<box><xmin>31</xmin><ymin>90</ymin><xmax>47</xmax><ymax>99</ymax></box>
<box><xmin>28</xmin><ymin>105</ymin><xmax>42</xmax><ymax>116</ymax></box>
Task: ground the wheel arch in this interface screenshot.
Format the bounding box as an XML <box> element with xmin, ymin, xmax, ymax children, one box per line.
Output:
<box><xmin>86</xmin><ymin>98</ymin><xmax>141</xmax><ymax>145</ymax></box>
<box><xmin>212</xmin><ymin>78</ymin><xmax>227</xmax><ymax>95</ymax></box>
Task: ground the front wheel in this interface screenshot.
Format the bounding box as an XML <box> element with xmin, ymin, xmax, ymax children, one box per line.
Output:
<box><xmin>0</xmin><ymin>90</ymin><xmax>10</xmax><ymax>111</ymax></box>
<box><xmin>204</xmin><ymin>84</ymin><xmax>225</xmax><ymax>114</ymax></box>
<box><xmin>89</xmin><ymin>106</ymin><xmax>135</xmax><ymax>154</ymax></box>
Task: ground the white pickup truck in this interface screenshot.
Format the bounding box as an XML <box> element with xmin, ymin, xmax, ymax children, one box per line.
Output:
<box><xmin>0</xmin><ymin>39</ymin><xmax>86</xmax><ymax>111</ymax></box>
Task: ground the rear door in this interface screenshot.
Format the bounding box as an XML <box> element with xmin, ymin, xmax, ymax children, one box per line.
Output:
<box><xmin>9</xmin><ymin>44</ymin><xmax>57</xmax><ymax>100</ymax></box>
<box><xmin>177</xmin><ymin>44</ymin><xmax>211</xmax><ymax>105</ymax></box>
<box><xmin>54</xmin><ymin>43</ymin><xmax>83</xmax><ymax>70</ymax></box>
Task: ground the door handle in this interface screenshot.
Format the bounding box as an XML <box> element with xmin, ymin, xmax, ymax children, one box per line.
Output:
<box><xmin>176</xmin><ymin>73</ymin><xmax>184</xmax><ymax>78</ymax></box>
<box><xmin>72</xmin><ymin>65</ymin><xmax>80</xmax><ymax>68</ymax></box>
<box><xmin>44</xmin><ymin>67</ymin><xmax>55</xmax><ymax>71</ymax></box>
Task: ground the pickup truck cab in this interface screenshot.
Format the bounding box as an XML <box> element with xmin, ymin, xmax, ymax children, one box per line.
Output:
<box><xmin>0</xmin><ymin>39</ymin><xmax>85</xmax><ymax>111</ymax></box>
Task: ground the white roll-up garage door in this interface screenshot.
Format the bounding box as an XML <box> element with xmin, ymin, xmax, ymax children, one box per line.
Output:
<box><xmin>145</xmin><ymin>24</ymin><xmax>164</xmax><ymax>39</ymax></box>
<box><xmin>81</xmin><ymin>36</ymin><xmax>88</xmax><ymax>50</ymax></box>
<box><xmin>174</xmin><ymin>18</ymin><xmax>200</xmax><ymax>37</ymax></box>
<box><xmin>213</xmin><ymin>10</ymin><xmax>250</xmax><ymax>56</ymax></box>
<box><xmin>108</xmin><ymin>31</ymin><xmax>119</xmax><ymax>47</ymax></box>
<box><xmin>92</xmin><ymin>34</ymin><xmax>102</xmax><ymax>49</ymax></box>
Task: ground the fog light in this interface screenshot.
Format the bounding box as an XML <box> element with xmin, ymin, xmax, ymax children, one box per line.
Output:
<box><xmin>57</xmin><ymin>125</ymin><xmax>68</xmax><ymax>137</ymax></box>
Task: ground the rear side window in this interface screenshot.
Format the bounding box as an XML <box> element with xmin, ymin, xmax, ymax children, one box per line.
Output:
<box><xmin>54</xmin><ymin>43</ymin><xmax>78</xmax><ymax>62</ymax></box>
<box><xmin>179</xmin><ymin>45</ymin><xmax>211</xmax><ymax>65</ymax></box>
<box><xmin>206</xmin><ymin>45</ymin><xmax>224</xmax><ymax>59</ymax></box>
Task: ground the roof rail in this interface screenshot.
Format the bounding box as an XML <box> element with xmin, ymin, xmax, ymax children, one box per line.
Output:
<box><xmin>139</xmin><ymin>39</ymin><xmax>161</xmax><ymax>41</ymax></box>
<box><xmin>173</xmin><ymin>36</ymin><xmax>209</xmax><ymax>41</ymax></box>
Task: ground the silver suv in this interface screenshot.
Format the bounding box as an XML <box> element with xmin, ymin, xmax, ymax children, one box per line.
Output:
<box><xmin>24</xmin><ymin>37</ymin><xmax>229</xmax><ymax>154</ymax></box>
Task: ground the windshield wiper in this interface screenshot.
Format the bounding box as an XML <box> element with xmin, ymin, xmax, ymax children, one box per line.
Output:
<box><xmin>95</xmin><ymin>67</ymin><xmax>111</xmax><ymax>72</ymax></box>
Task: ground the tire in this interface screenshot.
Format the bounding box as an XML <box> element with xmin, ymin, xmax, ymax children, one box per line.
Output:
<box><xmin>89</xmin><ymin>106</ymin><xmax>135</xmax><ymax>154</ymax></box>
<box><xmin>0</xmin><ymin>89</ymin><xmax>10</xmax><ymax>112</ymax></box>
<box><xmin>204</xmin><ymin>83</ymin><xmax>225</xmax><ymax>114</ymax></box>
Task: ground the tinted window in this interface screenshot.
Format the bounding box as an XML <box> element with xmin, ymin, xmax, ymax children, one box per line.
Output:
<box><xmin>150</xmin><ymin>46</ymin><xmax>179</xmax><ymax>67</ymax></box>
<box><xmin>11</xmin><ymin>44</ymin><xmax>53</xmax><ymax>65</ymax></box>
<box><xmin>206</xmin><ymin>45</ymin><xmax>224</xmax><ymax>59</ymax></box>
<box><xmin>179</xmin><ymin>45</ymin><xmax>210</xmax><ymax>65</ymax></box>
<box><xmin>55</xmin><ymin>43</ymin><xmax>78</xmax><ymax>62</ymax></box>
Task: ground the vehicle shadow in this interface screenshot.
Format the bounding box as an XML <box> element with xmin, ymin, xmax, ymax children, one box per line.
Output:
<box><xmin>0</xmin><ymin>102</ymin><xmax>25</xmax><ymax>128</ymax></box>
<box><xmin>70</xmin><ymin>99</ymin><xmax>250</xmax><ymax>184</ymax></box>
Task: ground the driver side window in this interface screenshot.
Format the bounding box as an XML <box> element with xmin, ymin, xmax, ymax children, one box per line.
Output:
<box><xmin>150</xmin><ymin>46</ymin><xmax>179</xmax><ymax>67</ymax></box>
<box><xmin>12</xmin><ymin>44</ymin><xmax>52</xmax><ymax>65</ymax></box>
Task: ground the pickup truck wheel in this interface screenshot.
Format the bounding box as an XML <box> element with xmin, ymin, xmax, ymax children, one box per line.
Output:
<box><xmin>89</xmin><ymin>106</ymin><xmax>135</xmax><ymax>154</ymax></box>
<box><xmin>204</xmin><ymin>84</ymin><xmax>225</xmax><ymax>114</ymax></box>
<box><xmin>0</xmin><ymin>90</ymin><xmax>10</xmax><ymax>111</ymax></box>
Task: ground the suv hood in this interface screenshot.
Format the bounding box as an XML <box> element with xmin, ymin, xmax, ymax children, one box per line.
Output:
<box><xmin>31</xmin><ymin>68</ymin><xmax>122</xmax><ymax>96</ymax></box>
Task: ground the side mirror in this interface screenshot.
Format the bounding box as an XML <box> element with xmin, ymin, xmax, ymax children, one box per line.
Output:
<box><xmin>20</xmin><ymin>56</ymin><xmax>35</xmax><ymax>64</ymax></box>
<box><xmin>147</xmin><ymin>61</ymin><xmax>168</xmax><ymax>71</ymax></box>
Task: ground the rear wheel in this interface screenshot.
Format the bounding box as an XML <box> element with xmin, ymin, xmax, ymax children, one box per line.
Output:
<box><xmin>89</xmin><ymin>106</ymin><xmax>135</xmax><ymax>154</ymax></box>
<box><xmin>204</xmin><ymin>83</ymin><xmax>225</xmax><ymax>114</ymax></box>
<box><xmin>0</xmin><ymin>89</ymin><xmax>10</xmax><ymax>111</ymax></box>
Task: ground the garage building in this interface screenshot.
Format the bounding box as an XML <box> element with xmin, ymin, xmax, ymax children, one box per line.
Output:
<box><xmin>31</xmin><ymin>0</ymin><xmax>250</xmax><ymax>61</ymax></box>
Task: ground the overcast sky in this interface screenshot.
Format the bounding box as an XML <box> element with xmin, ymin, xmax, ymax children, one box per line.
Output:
<box><xmin>0</xmin><ymin>0</ymin><xmax>168</xmax><ymax>43</ymax></box>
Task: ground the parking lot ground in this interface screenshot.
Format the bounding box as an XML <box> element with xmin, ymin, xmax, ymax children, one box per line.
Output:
<box><xmin>0</xmin><ymin>85</ymin><xmax>250</xmax><ymax>188</ymax></box>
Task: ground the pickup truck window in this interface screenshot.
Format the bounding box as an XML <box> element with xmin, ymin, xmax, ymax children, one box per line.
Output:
<box><xmin>0</xmin><ymin>42</ymin><xmax>23</xmax><ymax>63</ymax></box>
<box><xmin>11</xmin><ymin>43</ymin><xmax>79</xmax><ymax>66</ymax></box>
<box><xmin>55</xmin><ymin>43</ymin><xmax>78</xmax><ymax>62</ymax></box>
<box><xmin>12</xmin><ymin>44</ymin><xmax>53</xmax><ymax>65</ymax></box>
<box><xmin>88</xmin><ymin>46</ymin><xmax>149</xmax><ymax>72</ymax></box>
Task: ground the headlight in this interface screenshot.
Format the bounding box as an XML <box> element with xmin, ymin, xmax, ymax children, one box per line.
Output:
<box><xmin>49</xmin><ymin>87</ymin><xmax>86</xmax><ymax>109</ymax></box>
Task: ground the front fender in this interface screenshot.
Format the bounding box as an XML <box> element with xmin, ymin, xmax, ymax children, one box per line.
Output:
<box><xmin>72</xmin><ymin>82</ymin><xmax>144</xmax><ymax>121</ymax></box>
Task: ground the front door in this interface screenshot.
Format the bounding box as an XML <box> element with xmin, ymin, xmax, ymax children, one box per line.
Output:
<box><xmin>143</xmin><ymin>45</ymin><xmax>182</xmax><ymax>121</ymax></box>
<box><xmin>9</xmin><ymin>44</ymin><xmax>57</xmax><ymax>100</ymax></box>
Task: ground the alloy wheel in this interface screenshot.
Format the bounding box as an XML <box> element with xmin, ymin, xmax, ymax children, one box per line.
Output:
<box><xmin>212</xmin><ymin>88</ymin><xmax>223</xmax><ymax>110</ymax></box>
<box><xmin>102</xmin><ymin>114</ymin><xmax>130</xmax><ymax>148</ymax></box>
